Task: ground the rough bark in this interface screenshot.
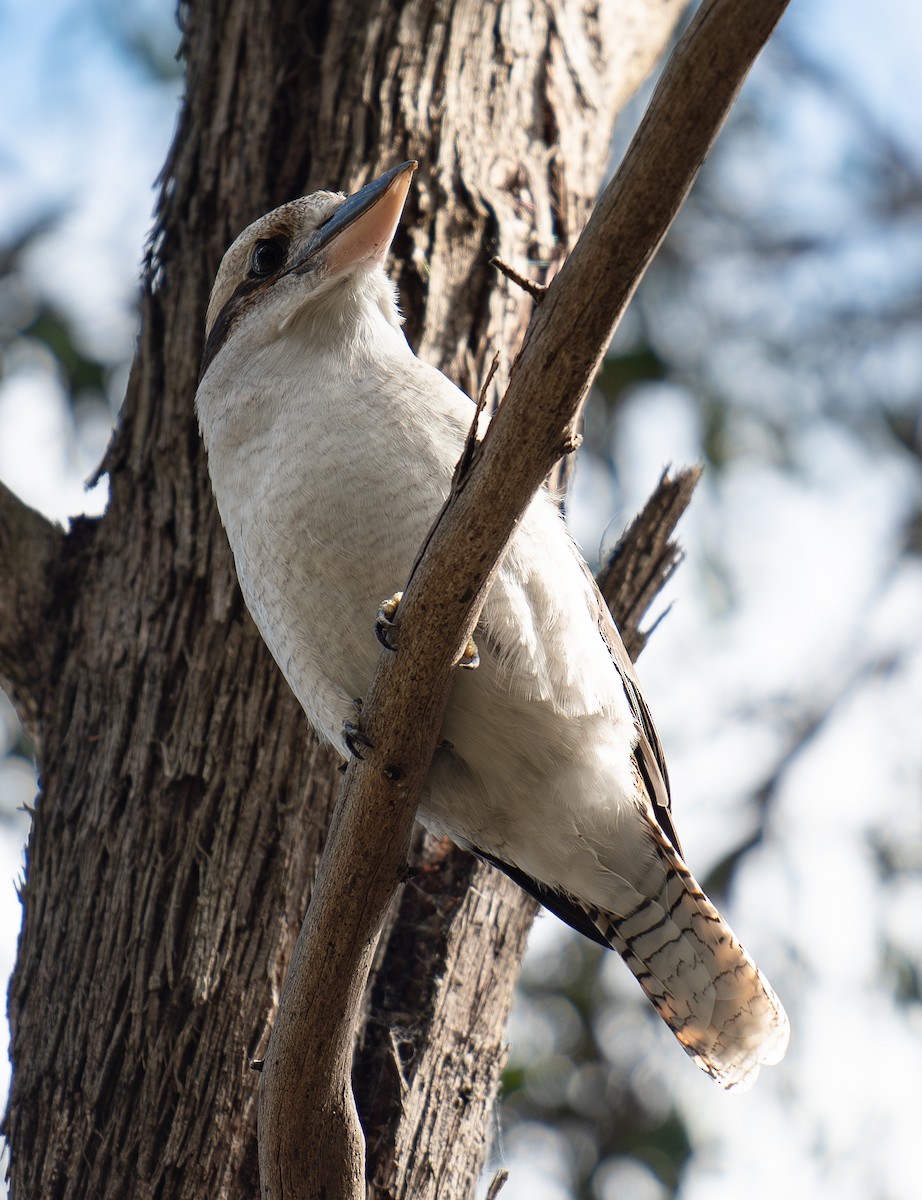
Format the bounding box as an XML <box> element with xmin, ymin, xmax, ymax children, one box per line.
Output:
<box><xmin>2</xmin><ymin>2</ymin><xmax>690</xmax><ymax>1198</ymax></box>
<box><xmin>0</xmin><ymin>483</ymin><xmax>62</xmax><ymax>744</ymax></box>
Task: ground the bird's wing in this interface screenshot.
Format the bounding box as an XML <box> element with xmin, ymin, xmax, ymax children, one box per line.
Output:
<box><xmin>471</xmin><ymin>848</ymin><xmax>611</xmax><ymax>948</ymax></box>
<box><xmin>477</xmin><ymin>487</ymin><xmax>681</xmax><ymax>855</ymax></box>
<box><xmin>582</xmin><ymin>560</ymin><xmax>683</xmax><ymax>857</ymax></box>
<box><xmin>569</xmin><ymin>556</ymin><xmax>681</xmax><ymax>859</ymax></box>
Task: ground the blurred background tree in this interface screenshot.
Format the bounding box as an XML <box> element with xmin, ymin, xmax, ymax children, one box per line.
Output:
<box><xmin>2</xmin><ymin>2</ymin><xmax>920</xmax><ymax>1198</ymax></box>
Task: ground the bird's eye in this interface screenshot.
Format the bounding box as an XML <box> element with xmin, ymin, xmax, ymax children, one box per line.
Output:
<box><xmin>250</xmin><ymin>238</ymin><xmax>287</xmax><ymax>277</ymax></box>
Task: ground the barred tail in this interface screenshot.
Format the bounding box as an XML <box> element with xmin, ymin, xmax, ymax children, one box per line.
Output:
<box><xmin>587</xmin><ymin>820</ymin><xmax>789</xmax><ymax>1090</ymax></box>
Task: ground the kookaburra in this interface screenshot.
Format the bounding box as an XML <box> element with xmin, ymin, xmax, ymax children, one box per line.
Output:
<box><xmin>196</xmin><ymin>160</ymin><xmax>789</xmax><ymax>1088</ymax></box>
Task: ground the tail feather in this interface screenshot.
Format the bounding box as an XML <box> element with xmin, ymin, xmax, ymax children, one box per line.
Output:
<box><xmin>586</xmin><ymin>819</ymin><xmax>789</xmax><ymax>1090</ymax></box>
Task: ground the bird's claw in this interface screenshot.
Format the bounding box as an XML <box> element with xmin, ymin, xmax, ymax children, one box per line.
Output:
<box><xmin>375</xmin><ymin>591</ymin><xmax>403</xmax><ymax>651</ymax></box>
<box><xmin>343</xmin><ymin>720</ymin><xmax>374</xmax><ymax>760</ymax></box>
<box><xmin>458</xmin><ymin>636</ymin><xmax>480</xmax><ymax>669</ymax></box>
<box><xmin>375</xmin><ymin>589</ymin><xmax>479</xmax><ymax>669</ymax></box>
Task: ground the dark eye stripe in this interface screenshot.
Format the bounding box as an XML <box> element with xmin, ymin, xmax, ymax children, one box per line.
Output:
<box><xmin>199</xmin><ymin>276</ymin><xmax>268</xmax><ymax>382</ymax></box>
<box><xmin>200</xmin><ymin>211</ymin><xmax>309</xmax><ymax>380</ymax></box>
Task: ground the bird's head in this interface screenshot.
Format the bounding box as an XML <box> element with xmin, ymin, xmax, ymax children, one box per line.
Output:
<box><xmin>199</xmin><ymin>160</ymin><xmax>417</xmax><ymax>383</ymax></box>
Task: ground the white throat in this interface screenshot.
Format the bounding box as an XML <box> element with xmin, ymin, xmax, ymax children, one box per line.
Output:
<box><xmin>197</xmin><ymin>263</ymin><xmax>411</xmax><ymax>459</ymax></box>
<box><xmin>279</xmin><ymin>264</ymin><xmax>409</xmax><ymax>375</ymax></box>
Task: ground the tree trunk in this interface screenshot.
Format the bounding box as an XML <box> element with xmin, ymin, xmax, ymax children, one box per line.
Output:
<box><xmin>1</xmin><ymin>1</ymin><xmax>686</xmax><ymax>1196</ymax></box>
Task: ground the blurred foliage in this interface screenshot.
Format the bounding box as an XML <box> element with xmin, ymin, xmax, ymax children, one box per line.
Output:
<box><xmin>100</xmin><ymin>0</ymin><xmax>184</xmax><ymax>83</ymax></box>
<box><xmin>0</xmin><ymin>213</ymin><xmax>115</xmax><ymax>455</ymax></box>
<box><xmin>26</xmin><ymin>307</ymin><xmax>109</xmax><ymax>396</ymax></box>
<box><xmin>502</xmin><ymin>938</ymin><xmax>691</xmax><ymax>1198</ymax></box>
<box><xmin>596</xmin><ymin>346</ymin><xmax>667</xmax><ymax>402</ymax></box>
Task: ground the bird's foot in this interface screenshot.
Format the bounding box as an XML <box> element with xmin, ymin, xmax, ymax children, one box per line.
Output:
<box><xmin>375</xmin><ymin>591</ymin><xmax>403</xmax><ymax>651</ymax></box>
<box><xmin>375</xmin><ymin>589</ymin><xmax>479</xmax><ymax>668</ymax></box>
<box><xmin>343</xmin><ymin>720</ymin><xmax>373</xmax><ymax>760</ymax></box>
<box><xmin>458</xmin><ymin>635</ymin><xmax>480</xmax><ymax>670</ymax></box>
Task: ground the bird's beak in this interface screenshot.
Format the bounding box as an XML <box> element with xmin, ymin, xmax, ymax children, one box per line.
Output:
<box><xmin>292</xmin><ymin>160</ymin><xmax>418</xmax><ymax>277</ymax></box>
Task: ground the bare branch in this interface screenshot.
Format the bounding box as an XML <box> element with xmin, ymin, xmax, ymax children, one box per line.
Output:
<box><xmin>489</xmin><ymin>256</ymin><xmax>549</xmax><ymax>303</ymax></box>
<box><xmin>597</xmin><ymin>466</ymin><xmax>702</xmax><ymax>661</ymax></box>
<box><xmin>485</xmin><ymin>1169</ymin><xmax>510</xmax><ymax>1199</ymax></box>
<box><xmin>257</xmin><ymin>1</ymin><xmax>790</xmax><ymax>1196</ymax></box>
<box><xmin>0</xmin><ymin>479</ymin><xmax>63</xmax><ymax>739</ymax></box>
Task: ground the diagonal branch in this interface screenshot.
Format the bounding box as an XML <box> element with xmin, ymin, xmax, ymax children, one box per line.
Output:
<box><xmin>0</xmin><ymin>479</ymin><xmax>63</xmax><ymax>740</ymax></box>
<box><xmin>598</xmin><ymin>465</ymin><xmax>703</xmax><ymax>661</ymax></box>
<box><xmin>257</xmin><ymin>1</ymin><xmax>791</xmax><ymax>1196</ymax></box>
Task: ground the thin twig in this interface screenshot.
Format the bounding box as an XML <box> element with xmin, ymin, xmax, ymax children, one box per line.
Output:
<box><xmin>489</xmin><ymin>256</ymin><xmax>548</xmax><ymax>303</ymax></box>
<box><xmin>454</xmin><ymin>352</ymin><xmax>498</xmax><ymax>488</ymax></box>
<box><xmin>405</xmin><ymin>353</ymin><xmax>500</xmax><ymax>591</ymax></box>
<box><xmin>485</xmin><ymin>1168</ymin><xmax>510</xmax><ymax>1199</ymax></box>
